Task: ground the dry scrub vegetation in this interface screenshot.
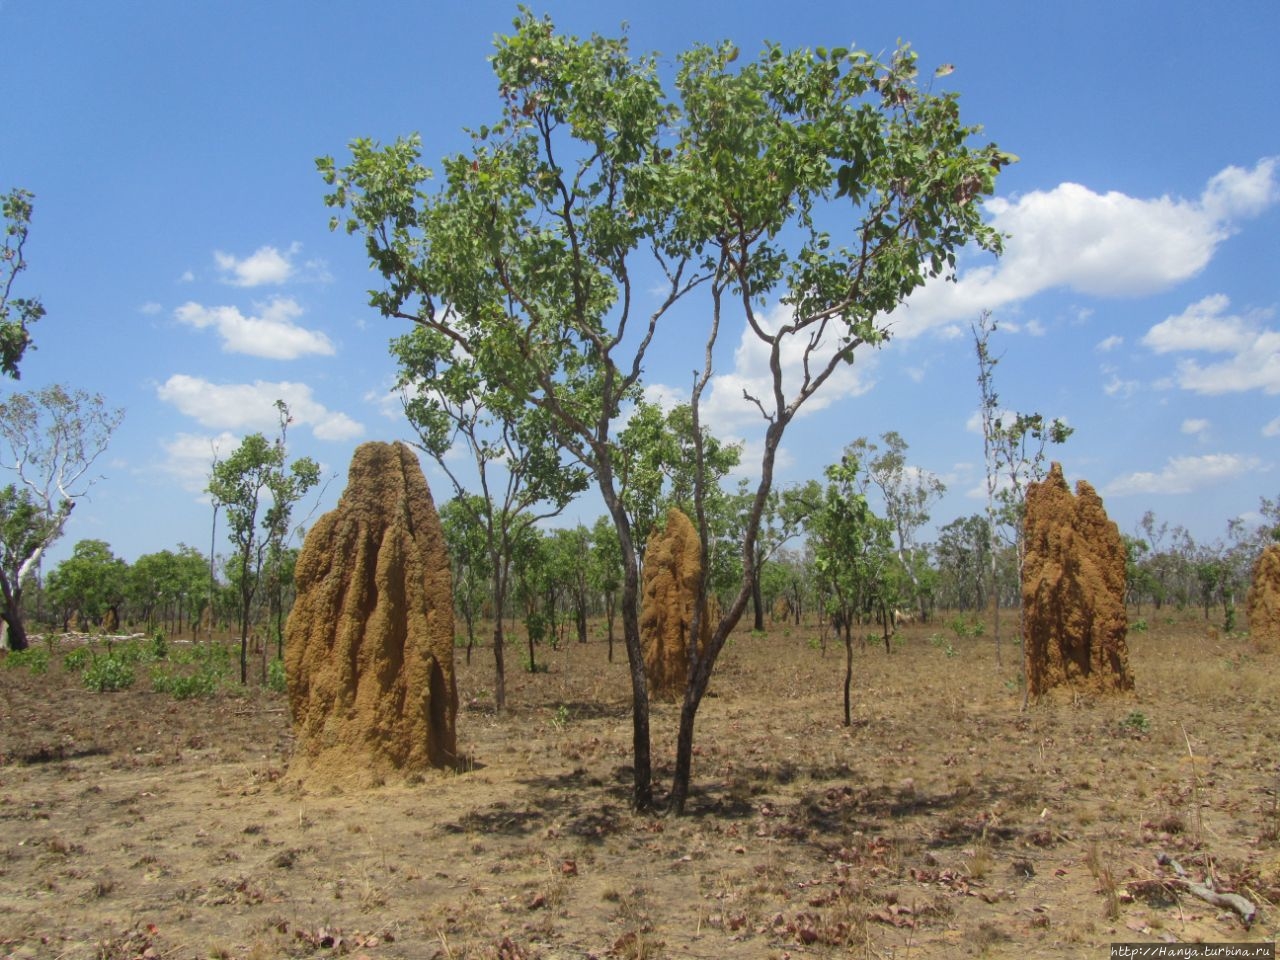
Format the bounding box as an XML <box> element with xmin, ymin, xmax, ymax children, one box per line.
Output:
<box><xmin>1</xmin><ymin>613</ymin><xmax>1278</xmax><ymax>959</ymax></box>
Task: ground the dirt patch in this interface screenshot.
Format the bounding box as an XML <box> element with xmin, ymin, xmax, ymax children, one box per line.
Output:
<box><xmin>1</xmin><ymin>612</ymin><xmax>1277</xmax><ymax>958</ymax></box>
<box><xmin>286</xmin><ymin>440</ymin><xmax>457</xmax><ymax>789</ymax></box>
<box><xmin>1024</xmin><ymin>463</ymin><xmax>1133</xmax><ymax>698</ymax></box>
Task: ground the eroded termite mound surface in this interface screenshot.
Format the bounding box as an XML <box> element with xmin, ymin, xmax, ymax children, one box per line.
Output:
<box><xmin>641</xmin><ymin>508</ymin><xmax>711</xmax><ymax>700</ymax></box>
<box><xmin>1247</xmin><ymin>543</ymin><xmax>1280</xmax><ymax>652</ymax></box>
<box><xmin>1023</xmin><ymin>462</ymin><xmax>1133</xmax><ymax>699</ymax></box>
<box><xmin>285</xmin><ymin>441</ymin><xmax>457</xmax><ymax>787</ymax></box>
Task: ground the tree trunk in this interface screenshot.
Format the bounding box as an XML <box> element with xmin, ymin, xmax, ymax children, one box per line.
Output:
<box><xmin>843</xmin><ymin>630</ymin><xmax>854</xmax><ymax>726</ymax></box>
<box><xmin>1</xmin><ymin>608</ymin><xmax>27</xmax><ymax>652</ymax></box>
<box><xmin>490</xmin><ymin>559</ymin><xmax>509</xmax><ymax>711</ymax></box>
<box><xmin>620</xmin><ymin>568</ymin><xmax>652</xmax><ymax>811</ymax></box>
<box><xmin>751</xmin><ymin>567</ymin><xmax>764</xmax><ymax>632</ymax></box>
<box><xmin>605</xmin><ymin>594</ymin><xmax>616</xmax><ymax>664</ymax></box>
<box><xmin>492</xmin><ymin>619</ymin><xmax>506</xmax><ymax>710</ymax></box>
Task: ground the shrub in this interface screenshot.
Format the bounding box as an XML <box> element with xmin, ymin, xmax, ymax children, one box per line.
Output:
<box><xmin>63</xmin><ymin>646</ymin><xmax>91</xmax><ymax>672</ymax></box>
<box><xmin>267</xmin><ymin>657</ymin><xmax>287</xmax><ymax>693</ymax></box>
<box><xmin>3</xmin><ymin>647</ymin><xmax>49</xmax><ymax>675</ymax></box>
<box><xmin>83</xmin><ymin>655</ymin><xmax>136</xmax><ymax>693</ymax></box>
<box><xmin>151</xmin><ymin>667</ymin><xmax>218</xmax><ymax>700</ymax></box>
<box><xmin>1121</xmin><ymin>710</ymin><xmax>1151</xmax><ymax>734</ymax></box>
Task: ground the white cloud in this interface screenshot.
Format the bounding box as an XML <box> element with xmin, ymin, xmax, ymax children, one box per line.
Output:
<box><xmin>365</xmin><ymin>383</ymin><xmax>405</xmax><ymax>422</ymax></box>
<box><xmin>215</xmin><ymin>243</ymin><xmax>298</xmax><ymax>287</ymax></box>
<box><xmin>1181</xmin><ymin>418</ymin><xmax>1210</xmax><ymax>439</ymax></box>
<box><xmin>1264</xmin><ymin>417</ymin><xmax>1280</xmax><ymax>438</ymax></box>
<box><xmin>1102</xmin><ymin>369</ymin><xmax>1139</xmax><ymax>398</ymax></box>
<box><xmin>140</xmin><ymin>301</ymin><xmax>163</xmax><ymax>316</ymax></box>
<box><xmin>641</xmin><ymin>383</ymin><xmax>688</xmax><ymax>413</ymax></box>
<box><xmin>1142</xmin><ymin>294</ymin><xmax>1280</xmax><ymax>394</ymax></box>
<box><xmin>1096</xmin><ymin>335</ymin><xmax>1123</xmax><ymax>353</ymax></box>
<box><xmin>893</xmin><ymin>157</ymin><xmax>1279</xmax><ymax>338</ymax></box>
<box><xmin>1104</xmin><ymin>453</ymin><xmax>1260</xmax><ymax>496</ymax></box>
<box><xmin>157</xmin><ymin>375</ymin><xmax>365</xmax><ymax>441</ymax></box>
<box><xmin>727</xmin><ymin>434</ymin><xmax>794</xmax><ymax>481</ymax></box>
<box><xmin>179</xmin><ymin>269</ymin><xmax>195</xmax><ymax>283</ymax></box>
<box><xmin>697</xmin><ymin>303</ymin><xmax>879</xmax><ymax>429</ymax></box>
<box><xmin>173</xmin><ymin>296</ymin><xmax>335</xmax><ymax>359</ymax></box>
<box><xmin>159</xmin><ymin>430</ymin><xmax>240</xmax><ymax>493</ymax></box>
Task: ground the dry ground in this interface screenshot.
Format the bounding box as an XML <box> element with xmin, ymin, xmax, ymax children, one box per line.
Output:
<box><xmin>1</xmin><ymin>613</ymin><xmax>1278</xmax><ymax>959</ymax></box>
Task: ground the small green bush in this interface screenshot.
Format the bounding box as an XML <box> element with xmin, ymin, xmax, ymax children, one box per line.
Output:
<box><xmin>63</xmin><ymin>646</ymin><xmax>92</xmax><ymax>672</ymax></box>
<box><xmin>151</xmin><ymin>667</ymin><xmax>218</xmax><ymax>700</ymax></box>
<box><xmin>1121</xmin><ymin>710</ymin><xmax>1151</xmax><ymax>734</ymax></box>
<box><xmin>3</xmin><ymin>647</ymin><xmax>49</xmax><ymax>675</ymax></box>
<box><xmin>267</xmin><ymin>658</ymin><xmax>287</xmax><ymax>693</ymax></box>
<box><xmin>171</xmin><ymin>642</ymin><xmax>232</xmax><ymax>675</ymax></box>
<box><xmin>150</xmin><ymin>631</ymin><xmax>168</xmax><ymax>660</ymax></box>
<box><xmin>1130</xmin><ymin>617</ymin><xmax>1148</xmax><ymax>633</ymax></box>
<box><xmin>83</xmin><ymin>655</ymin><xmax>136</xmax><ymax>693</ymax></box>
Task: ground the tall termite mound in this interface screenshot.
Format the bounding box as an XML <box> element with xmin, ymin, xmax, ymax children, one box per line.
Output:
<box><xmin>285</xmin><ymin>441</ymin><xmax>457</xmax><ymax>787</ymax></box>
<box><xmin>641</xmin><ymin>508</ymin><xmax>711</xmax><ymax>699</ymax></box>
<box><xmin>1023</xmin><ymin>462</ymin><xmax>1133</xmax><ymax>698</ymax></box>
<box><xmin>1246</xmin><ymin>543</ymin><xmax>1280</xmax><ymax>652</ymax></box>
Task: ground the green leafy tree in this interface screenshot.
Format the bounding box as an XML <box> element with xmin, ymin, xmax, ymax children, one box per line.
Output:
<box><xmin>207</xmin><ymin>402</ymin><xmax>319</xmax><ymax>684</ymax></box>
<box><xmin>45</xmin><ymin>539</ymin><xmax>127</xmax><ymax>631</ymax></box>
<box><xmin>1</xmin><ymin>189</ymin><xmax>43</xmax><ymax>379</ymax></box>
<box><xmin>973</xmin><ymin>311</ymin><xmax>1072</xmax><ymax>671</ymax></box>
<box><xmin>588</xmin><ymin>514</ymin><xmax>623</xmax><ymax>661</ymax></box>
<box><xmin>0</xmin><ymin>385</ymin><xmax>123</xmax><ymax>649</ymax></box>
<box><xmin>0</xmin><ymin>485</ymin><xmax>58</xmax><ymax>640</ymax></box>
<box><xmin>440</xmin><ymin>495</ymin><xmax>491</xmax><ymax>664</ymax></box>
<box><xmin>807</xmin><ymin>454</ymin><xmax>896</xmax><ymax>725</ymax></box>
<box><xmin>852</xmin><ymin>431</ymin><xmax>945</xmax><ymax>622</ymax></box>
<box><xmin>397</xmin><ymin>332</ymin><xmax>587</xmax><ymax>710</ymax></box>
<box><xmin>128</xmin><ymin>545</ymin><xmax>209</xmax><ymax>635</ymax></box>
<box><xmin>934</xmin><ymin>513</ymin><xmax>992</xmax><ymax>612</ymax></box>
<box><xmin>323</xmin><ymin>13</ymin><xmax>1008</xmax><ymax>811</ymax></box>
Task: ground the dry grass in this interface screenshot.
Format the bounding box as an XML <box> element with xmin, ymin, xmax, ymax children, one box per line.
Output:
<box><xmin>0</xmin><ymin>611</ymin><xmax>1277</xmax><ymax>957</ymax></box>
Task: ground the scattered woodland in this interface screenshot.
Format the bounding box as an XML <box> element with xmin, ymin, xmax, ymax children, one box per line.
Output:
<box><xmin>2</xmin><ymin>11</ymin><xmax>1279</xmax><ymax>958</ymax></box>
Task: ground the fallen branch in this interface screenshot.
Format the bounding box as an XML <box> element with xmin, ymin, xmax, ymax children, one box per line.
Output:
<box><xmin>1156</xmin><ymin>853</ymin><xmax>1257</xmax><ymax>925</ymax></box>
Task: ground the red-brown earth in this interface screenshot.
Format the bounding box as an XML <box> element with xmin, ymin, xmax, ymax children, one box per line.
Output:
<box><xmin>1</xmin><ymin>611</ymin><xmax>1277</xmax><ymax>959</ymax></box>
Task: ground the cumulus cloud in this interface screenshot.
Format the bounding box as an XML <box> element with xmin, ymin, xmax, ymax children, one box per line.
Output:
<box><xmin>1096</xmin><ymin>335</ymin><xmax>1123</xmax><ymax>353</ymax></box>
<box><xmin>696</xmin><ymin>303</ymin><xmax>879</xmax><ymax>430</ymax></box>
<box><xmin>157</xmin><ymin>375</ymin><xmax>364</xmax><ymax>441</ymax></box>
<box><xmin>1102</xmin><ymin>368</ymin><xmax>1139</xmax><ymax>399</ymax></box>
<box><xmin>159</xmin><ymin>430</ymin><xmax>241</xmax><ymax>493</ymax></box>
<box><xmin>1142</xmin><ymin>294</ymin><xmax>1280</xmax><ymax>394</ymax></box>
<box><xmin>1181</xmin><ymin>418</ymin><xmax>1211</xmax><ymax>439</ymax></box>
<box><xmin>1104</xmin><ymin>453</ymin><xmax>1260</xmax><ymax>496</ymax></box>
<box><xmin>215</xmin><ymin>243</ymin><xmax>298</xmax><ymax>287</ymax></box>
<box><xmin>174</xmin><ymin>296</ymin><xmax>335</xmax><ymax>359</ymax></box>
<box><xmin>1264</xmin><ymin>417</ymin><xmax>1280</xmax><ymax>438</ymax></box>
<box><xmin>893</xmin><ymin>157</ymin><xmax>1279</xmax><ymax>338</ymax></box>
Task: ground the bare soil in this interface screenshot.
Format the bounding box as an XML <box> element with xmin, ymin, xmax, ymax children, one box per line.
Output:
<box><xmin>2</xmin><ymin>614</ymin><xmax>1278</xmax><ymax>959</ymax></box>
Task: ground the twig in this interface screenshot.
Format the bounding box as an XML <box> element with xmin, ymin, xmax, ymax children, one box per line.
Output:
<box><xmin>1156</xmin><ymin>853</ymin><xmax>1257</xmax><ymax>925</ymax></box>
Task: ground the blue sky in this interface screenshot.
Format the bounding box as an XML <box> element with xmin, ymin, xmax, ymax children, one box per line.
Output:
<box><xmin>4</xmin><ymin>0</ymin><xmax>1278</xmax><ymax>566</ymax></box>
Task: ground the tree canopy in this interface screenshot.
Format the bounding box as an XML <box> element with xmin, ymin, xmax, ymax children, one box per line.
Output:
<box><xmin>322</xmin><ymin>10</ymin><xmax>1010</xmax><ymax>810</ymax></box>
